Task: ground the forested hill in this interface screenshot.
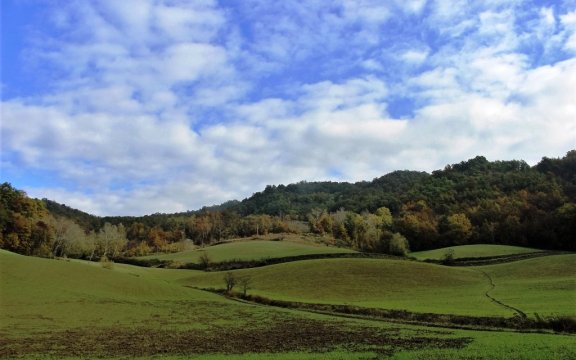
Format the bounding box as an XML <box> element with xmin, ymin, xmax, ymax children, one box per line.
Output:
<box><xmin>229</xmin><ymin>153</ymin><xmax>576</xmax><ymax>217</ymax></box>
<box><xmin>227</xmin><ymin>170</ymin><xmax>429</xmax><ymax>217</ymax></box>
<box><xmin>1</xmin><ymin>151</ymin><xmax>575</xmax><ymax>257</ymax></box>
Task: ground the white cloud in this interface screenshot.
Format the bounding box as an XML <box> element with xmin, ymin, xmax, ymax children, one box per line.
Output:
<box><xmin>560</xmin><ymin>10</ymin><xmax>576</xmax><ymax>52</ymax></box>
<box><xmin>2</xmin><ymin>0</ymin><xmax>576</xmax><ymax>215</ymax></box>
<box><xmin>340</xmin><ymin>1</ymin><xmax>392</xmax><ymax>25</ymax></box>
<box><xmin>401</xmin><ymin>49</ymin><xmax>430</xmax><ymax>64</ymax></box>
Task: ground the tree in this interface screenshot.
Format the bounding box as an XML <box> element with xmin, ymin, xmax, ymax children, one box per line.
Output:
<box><xmin>224</xmin><ymin>272</ymin><xmax>236</xmax><ymax>293</ymax></box>
<box><xmin>147</xmin><ymin>226</ymin><xmax>167</xmax><ymax>251</ymax></box>
<box><xmin>199</xmin><ymin>252</ymin><xmax>211</xmax><ymax>270</ymax></box>
<box><xmin>110</xmin><ymin>223</ymin><xmax>127</xmax><ymax>258</ymax></box>
<box><xmin>439</xmin><ymin>213</ymin><xmax>473</xmax><ymax>246</ymax></box>
<box><xmin>442</xmin><ymin>248</ymin><xmax>455</xmax><ymax>265</ymax></box>
<box><xmin>375</xmin><ymin>207</ymin><xmax>393</xmax><ymax>228</ymax></box>
<box><xmin>331</xmin><ymin>209</ymin><xmax>350</xmax><ymax>244</ymax></box>
<box><xmin>87</xmin><ymin>231</ymin><xmax>98</xmax><ymax>261</ymax></box>
<box><xmin>61</xmin><ymin>220</ymin><xmax>87</xmax><ymax>258</ymax></box>
<box><xmin>238</xmin><ymin>276</ymin><xmax>252</xmax><ymax>297</ymax></box>
<box><xmin>195</xmin><ymin>215</ymin><xmax>212</xmax><ymax>247</ymax></box>
<box><xmin>95</xmin><ymin>223</ymin><xmax>127</xmax><ymax>259</ymax></box>
<box><xmin>394</xmin><ymin>201</ymin><xmax>438</xmax><ymax>251</ymax></box>
<box><xmin>388</xmin><ymin>232</ymin><xmax>410</xmax><ymax>256</ymax></box>
<box><xmin>307</xmin><ymin>208</ymin><xmax>331</xmax><ymax>235</ymax></box>
<box><xmin>361</xmin><ymin>212</ymin><xmax>388</xmax><ymax>251</ymax></box>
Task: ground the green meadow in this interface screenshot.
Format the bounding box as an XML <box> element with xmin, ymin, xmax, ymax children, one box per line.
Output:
<box><xmin>477</xmin><ymin>254</ymin><xmax>576</xmax><ymax>317</ymax></box>
<box><xmin>138</xmin><ymin>236</ymin><xmax>355</xmax><ymax>264</ymax></box>
<box><xmin>411</xmin><ymin>244</ymin><xmax>543</xmax><ymax>260</ymax></box>
<box><xmin>1</xmin><ymin>245</ymin><xmax>575</xmax><ymax>359</ymax></box>
<box><xmin>185</xmin><ymin>258</ymin><xmax>506</xmax><ymax>316</ymax></box>
<box><xmin>184</xmin><ymin>254</ymin><xmax>576</xmax><ymax>317</ymax></box>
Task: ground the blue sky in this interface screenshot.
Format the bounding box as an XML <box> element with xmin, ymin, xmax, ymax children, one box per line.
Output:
<box><xmin>2</xmin><ymin>0</ymin><xmax>576</xmax><ymax>216</ymax></box>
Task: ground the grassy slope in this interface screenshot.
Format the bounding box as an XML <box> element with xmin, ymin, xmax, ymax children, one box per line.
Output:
<box><xmin>2</xmin><ymin>249</ymin><xmax>574</xmax><ymax>359</ymax></box>
<box><xmin>185</xmin><ymin>258</ymin><xmax>510</xmax><ymax>316</ymax></box>
<box><xmin>186</xmin><ymin>254</ymin><xmax>576</xmax><ymax>318</ymax></box>
<box><xmin>0</xmin><ymin>249</ymin><xmax>217</xmax><ymax>333</ymax></box>
<box><xmin>0</xmin><ymin>250</ymin><xmax>467</xmax><ymax>359</ymax></box>
<box><xmin>411</xmin><ymin>244</ymin><xmax>542</xmax><ymax>260</ymax></box>
<box><xmin>477</xmin><ymin>254</ymin><xmax>576</xmax><ymax>317</ymax></box>
<box><xmin>139</xmin><ymin>237</ymin><xmax>355</xmax><ymax>263</ymax></box>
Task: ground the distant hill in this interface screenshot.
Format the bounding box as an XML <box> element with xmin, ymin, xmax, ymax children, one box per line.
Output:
<box><xmin>226</xmin><ymin>170</ymin><xmax>430</xmax><ymax>217</ymax></box>
<box><xmin>221</xmin><ymin>152</ymin><xmax>576</xmax><ymax>218</ymax></box>
<box><xmin>42</xmin><ymin>199</ymin><xmax>102</xmax><ymax>231</ymax></box>
<box><xmin>2</xmin><ymin>150</ymin><xmax>575</xmax><ymax>256</ymax></box>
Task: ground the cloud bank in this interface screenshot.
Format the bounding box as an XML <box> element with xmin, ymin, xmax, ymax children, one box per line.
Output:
<box><xmin>2</xmin><ymin>0</ymin><xmax>575</xmax><ymax>215</ymax></box>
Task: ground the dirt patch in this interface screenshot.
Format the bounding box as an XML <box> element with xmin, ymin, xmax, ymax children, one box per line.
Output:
<box><xmin>0</xmin><ymin>318</ymin><xmax>471</xmax><ymax>358</ymax></box>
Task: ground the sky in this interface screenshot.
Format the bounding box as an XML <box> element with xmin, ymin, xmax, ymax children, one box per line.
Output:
<box><xmin>1</xmin><ymin>0</ymin><xmax>576</xmax><ymax>216</ymax></box>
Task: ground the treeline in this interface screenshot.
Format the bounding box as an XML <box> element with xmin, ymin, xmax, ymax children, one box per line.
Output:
<box><xmin>307</xmin><ymin>207</ymin><xmax>409</xmax><ymax>255</ymax></box>
<box><xmin>119</xmin><ymin>212</ymin><xmax>294</xmax><ymax>256</ymax></box>
<box><xmin>0</xmin><ymin>183</ymin><xmax>127</xmax><ymax>259</ymax></box>
<box><xmin>1</xmin><ymin>151</ymin><xmax>575</xmax><ymax>258</ymax></box>
<box><xmin>1</xmin><ymin>183</ymin><xmax>295</xmax><ymax>258</ymax></box>
<box><xmin>233</xmin><ymin>151</ymin><xmax>576</xmax><ymax>251</ymax></box>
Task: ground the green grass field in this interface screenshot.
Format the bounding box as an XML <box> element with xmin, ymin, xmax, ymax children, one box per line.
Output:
<box><xmin>185</xmin><ymin>255</ymin><xmax>576</xmax><ymax>318</ymax></box>
<box><xmin>476</xmin><ymin>254</ymin><xmax>576</xmax><ymax>317</ymax></box>
<box><xmin>184</xmin><ymin>258</ymin><xmax>505</xmax><ymax>316</ymax></box>
<box><xmin>1</xmin><ymin>248</ymin><xmax>575</xmax><ymax>359</ymax></box>
<box><xmin>411</xmin><ymin>244</ymin><xmax>542</xmax><ymax>260</ymax></box>
<box><xmin>139</xmin><ymin>236</ymin><xmax>355</xmax><ymax>263</ymax></box>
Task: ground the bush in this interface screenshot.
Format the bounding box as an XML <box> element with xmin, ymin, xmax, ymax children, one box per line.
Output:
<box><xmin>441</xmin><ymin>249</ymin><xmax>455</xmax><ymax>265</ymax></box>
<box><xmin>199</xmin><ymin>252</ymin><xmax>211</xmax><ymax>270</ymax></box>
<box><xmin>100</xmin><ymin>255</ymin><xmax>114</xmax><ymax>270</ymax></box>
<box><xmin>549</xmin><ymin>316</ymin><xmax>576</xmax><ymax>332</ymax></box>
<box><xmin>388</xmin><ymin>233</ymin><xmax>410</xmax><ymax>256</ymax></box>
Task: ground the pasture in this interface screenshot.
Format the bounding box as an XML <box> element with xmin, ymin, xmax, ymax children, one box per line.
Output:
<box><xmin>138</xmin><ymin>236</ymin><xmax>355</xmax><ymax>263</ymax></box>
<box><xmin>411</xmin><ymin>244</ymin><xmax>543</xmax><ymax>260</ymax></box>
<box><xmin>1</xmin><ymin>247</ymin><xmax>575</xmax><ymax>359</ymax></box>
<box><xmin>476</xmin><ymin>254</ymin><xmax>576</xmax><ymax>317</ymax></box>
<box><xmin>185</xmin><ymin>258</ymin><xmax>507</xmax><ymax>316</ymax></box>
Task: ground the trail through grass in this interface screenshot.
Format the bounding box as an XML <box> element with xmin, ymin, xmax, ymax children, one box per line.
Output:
<box><xmin>476</xmin><ymin>269</ymin><xmax>527</xmax><ymax>318</ymax></box>
<box><xmin>473</xmin><ymin>254</ymin><xmax>576</xmax><ymax>317</ymax></box>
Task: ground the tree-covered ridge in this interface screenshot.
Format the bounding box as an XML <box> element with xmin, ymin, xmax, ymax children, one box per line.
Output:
<box><xmin>1</xmin><ymin>150</ymin><xmax>575</xmax><ymax>258</ymax></box>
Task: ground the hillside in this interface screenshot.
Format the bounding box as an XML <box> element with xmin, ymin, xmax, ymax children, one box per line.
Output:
<box><xmin>2</xmin><ymin>248</ymin><xmax>575</xmax><ymax>358</ymax></box>
<box><xmin>2</xmin><ymin>150</ymin><xmax>575</xmax><ymax>259</ymax></box>
<box><xmin>411</xmin><ymin>244</ymin><xmax>543</xmax><ymax>261</ymax></box>
<box><xmin>185</xmin><ymin>254</ymin><xmax>576</xmax><ymax>318</ymax></box>
<box><xmin>139</xmin><ymin>236</ymin><xmax>356</xmax><ymax>263</ymax></box>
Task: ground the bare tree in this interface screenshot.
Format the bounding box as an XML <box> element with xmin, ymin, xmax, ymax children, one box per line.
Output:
<box><xmin>223</xmin><ymin>272</ymin><xmax>236</xmax><ymax>293</ymax></box>
<box><xmin>238</xmin><ymin>276</ymin><xmax>252</xmax><ymax>297</ymax></box>
<box><xmin>50</xmin><ymin>217</ymin><xmax>86</xmax><ymax>258</ymax></box>
<box><xmin>87</xmin><ymin>231</ymin><xmax>98</xmax><ymax>261</ymax></box>
<box><xmin>199</xmin><ymin>252</ymin><xmax>211</xmax><ymax>270</ymax></box>
<box><xmin>442</xmin><ymin>248</ymin><xmax>455</xmax><ymax>265</ymax></box>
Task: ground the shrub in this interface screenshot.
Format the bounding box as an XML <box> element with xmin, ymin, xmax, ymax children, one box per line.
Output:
<box><xmin>441</xmin><ymin>249</ymin><xmax>455</xmax><ymax>265</ymax></box>
<box><xmin>199</xmin><ymin>252</ymin><xmax>211</xmax><ymax>270</ymax></box>
<box><xmin>388</xmin><ymin>233</ymin><xmax>410</xmax><ymax>256</ymax></box>
<box><xmin>100</xmin><ymin>255</ymin><xmax>114</xmax><ymax>270</ymax></box>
